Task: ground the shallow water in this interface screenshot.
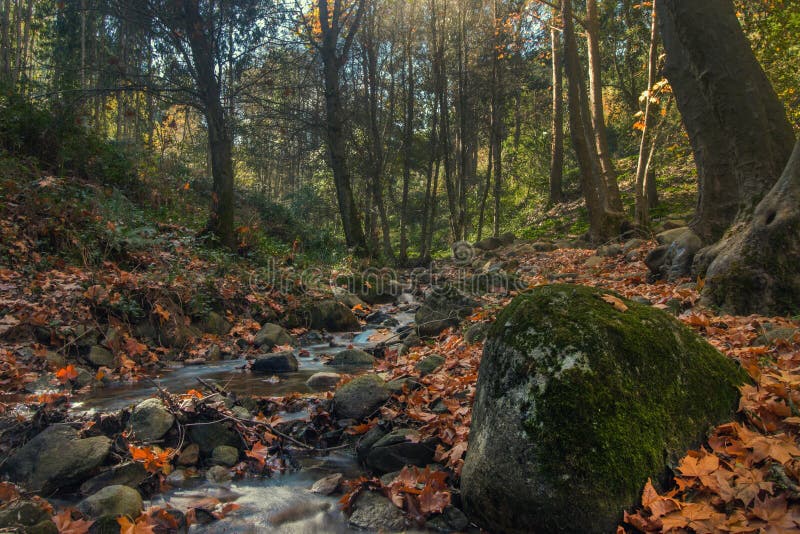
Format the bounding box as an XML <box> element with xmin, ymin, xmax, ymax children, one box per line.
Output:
<box><xmin>74</xmin><ymin>302</ymin><xmax>417</xmax><ymax>532</ymax></box>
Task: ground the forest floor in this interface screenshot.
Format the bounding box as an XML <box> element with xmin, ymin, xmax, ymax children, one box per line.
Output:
<box><xmin>2</xmin><ymin>158</ymin><xmax>800</xmax><ymax>533</ymax></box>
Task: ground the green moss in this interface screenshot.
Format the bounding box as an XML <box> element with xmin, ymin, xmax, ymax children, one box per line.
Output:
<box><xmin>487</xmin><ymin>284</ymin><xmax>747</xmax><ymax>511</ymax></box>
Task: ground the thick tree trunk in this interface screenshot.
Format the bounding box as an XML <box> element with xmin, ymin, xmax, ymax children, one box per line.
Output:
<box><xmin>562</xmin><ymin>0</ymin><xmax>620</xmax><ymax>243</ymax></box>
<box><xmin>703</xmin><ymin>142</ymin><xmax>800</xmax><ymax>315</ymax></box>
<box><xmin>658</xmin><ymin>0</ymin><xmax>795</xmax><ymax>244</ymax></box>
<box><xmin>586</xmin><ymin>0</ymin><xmax>622</xmax><ymax>212</ymax></box>
<box><xmin>549</xmin><ymin>12</ymin><xmax>564</xmax><ymax>205</ymax></box>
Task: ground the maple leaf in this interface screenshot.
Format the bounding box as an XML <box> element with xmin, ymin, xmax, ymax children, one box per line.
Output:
<box><xmin>52</xmin><ymin>509</ymin><xmax>93</xmax><ymax>534</ymax></box>
<box><xmin>245</xmin><ymin>442</ymin><xmax>271</xmax><ymax>468</ymax></box>
<box><xmin>55</xmin><ymin>364</ymin><xmax>78</xmax><ymax>384</ymax></box>
<box><xmin>117</xmin><ymin>515</ymin><xmax>156</xmax><ymax>534</ymax></box>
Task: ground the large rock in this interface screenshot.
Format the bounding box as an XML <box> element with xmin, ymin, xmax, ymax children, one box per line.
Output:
<box><xmin>309</xmin><ymin>300</ymin><xmax>361</xmax><ymax>332</ymax></box>
<box><xmin>129</xmin><ymin>398</ymin><xmax>175</xmax><ymax>442</ymax></box>
<box><xmin>79</xmin><ymin>485</ymin><xmax>143</xmax><ymax>519</ymax></box>
<box><xmin>2</xmin><ymin>425</ymin><xmax>111</xmax><ymax>493</ymax></box>
<box><xmin>461</xmin><ymin>284</ymin><xmax>747</xmax><ymax>533</ymax></box>
<box><xmin>364</xmin><ymin>428</ymin><xmax>438</xmax><ymax>474</ymax></box>
<box><xmin>415</xmin><ymin>285</ymin><xmax>476</xmax><ymax>338</ymax></box>
<box><xmin>647</xmin><ymin>228</ymin><xmax>703</xmax><ymax>280</ymax></box>
<box><xmin>253</xmin><ymin>323</ymin><xmax>296</xmax><ymax>349</ymax></box>
<box><xmin>327</xmin><ymin>348</ymin><xmax>374</xmax><ymax>367</ymax></box>
<box><xmin>333</xmin><ymin>375</ymin><xmax>390</xmax><ymax>421</ymax></box>
<box><xmin>251</xmin><ymin>351</ymin><xmax>298</xmax><ymax>373</ymax></box>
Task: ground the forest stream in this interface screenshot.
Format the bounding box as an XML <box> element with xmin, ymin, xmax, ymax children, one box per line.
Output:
<box><xmin>41</xmin><ymin>301</ymin><xmax>419</xmax><ymax>533</ymax></box>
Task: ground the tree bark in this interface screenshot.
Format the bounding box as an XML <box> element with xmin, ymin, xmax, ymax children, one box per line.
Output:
<box><xmin>703</xmin><ymin>141</ymin><xmax>800</xmax><ymax>315</ymax></box>
<box><xmin>182</xmin><ymin>0</ymin><xmax>235</xmax><ymax>249</ymax></box>
<box><xmin>318</xmin><ymin>0</ymin><xmax>368</xmax><ymax>256</ymax></box>
<box><xmin>634</xmin><ymin>1</ymin><xmax>658</xmax><ymax>227</ymax></box>
<box><xmin>658</xmin><ymin>0</ymin><xmax>795</xmax><ymax>244</ymax></box>
<box><xmin>399</xmin><ymin>25</ymin><xmax>414</xmax><ymax>266</ymax></box>
<box><xmin>549</xmin><ymin>7</ymin><xmax>564</xmax><ymax>205</ymax></box>
<box><xmin>562</xmin><ymin>0</ymin><xmax>620</xmax><ymax>243</ymax></box>
<box><xmin>586</xmin><ymin>0</ymin><xmax>622</xmax><ymax>212</ymax></box>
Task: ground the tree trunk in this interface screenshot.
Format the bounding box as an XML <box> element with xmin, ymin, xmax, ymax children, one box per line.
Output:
<box><xmin>658</xmin><ymin>0</ymin><xmax>795</xmax><ymax>244</ymax></box>
<box><xmin>562</xmin><ymin>0</ymin><xmax>620</xmax><ymax>243</ymax></box>
<box><xmin>318</xmin><ymin>0</ymin><xmax>368</xmax><ymax>256</ymax></box>
<box><xmin>549</xmin><ymin>9</ymin><xmax>564</xmax><ymax>205</ymax></box>
<box><xmin>182</xmin><ymin>0</ymin><xmax>235</xmax><ymax>249</ymax></box>
<box><xmin>634</xmin><ymin>1</ymin><xmax>658</xmax><ymax>227</ymax></box>
<box><xmin>586</xmin><ymin>0</ymin><xmax>622</xmax><ymax>211</ymax></box>
<box><xmin>399</xmin><ymin>36</ymin><xmax>414</xmax><ymax>266</ymax></box>
<box><xmin>477</xmin><ymin>143</ymin><xmax>493</xmax><ymax>242</ymax></box>
<box><xmin>703</xmin><ymin>141</ymin><xmax>800</xmax><ymax>315</ymax></box>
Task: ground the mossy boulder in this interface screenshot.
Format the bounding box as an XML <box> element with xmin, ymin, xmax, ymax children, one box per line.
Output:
<box><xmin>460</xmin><ymin>284</ymin><xmax>747</xmax><ymax>534</ymax></box>
<box><xmin>309</xmin><ymin>300</ymin><xmax>361</xmax><ymax>332</ymax></box>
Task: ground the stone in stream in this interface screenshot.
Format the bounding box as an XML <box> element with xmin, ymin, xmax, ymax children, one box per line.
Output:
<box><xmin>251</xmin><ymin>351</ymin><xmax>299</xmax><ymax>373</ymax></box>
<box><xmin>333</xmin><ymin>286</ymin><xmax>367</xmax><ymax>309</ymax></box>
<box><xmin>460</xmin><ymin>284</ymin><xmax>748</xmax><ymax>533</ymax></box>
<box><xmin>78</xmin><ymin>485</ymin><xmax>143</xmax><ymax>519</ymax></box>
<box><xmin>206</xmin><ymin>465</ymin><xmax>233</xmax><ymax>485</ymax></box>
<box><xmin>212</xmin><ymin>445</ymin><xmax>240</xmax><ymax>467</ymax></box>
<box><xmin>0</xmin><ymin>501</ymin><xmax>51</xmax><ymax>531</ymax></box>
<box><xmin>177</xmin><ymin>443</ymin><xmax>200</xmax><ymax>466</ymax></box>
<box><xmin>415</xmin><ymin>284</ymin><xmax>476</xmax><ymax>338</ymax></box>
<box><xmin>188</xmin><ymin>421</ymin><xmax>240</xmax><ymax>454</ymax></box>
<box><xmin>87</xmin><ymin>345</ymin><xmax>115</xmax><ymax>368</ymax></box>
<box><xmin>306</xmin><ymin>372</ymin><xmax>342</xmax><ymax>388</ymax></box>
<box><xmin>129</xmin><ymin>398</ymin><xmax>175</xmax><ymax>442</ymax></box>
<box><xmin>364</xmin><ymin>428</ymin><xmax>438</xmax><ymax>474</ymax></box>
<box><xmin>333</xmin><ymin>375</ymin><xmax>390</xmax><ymax>421</ymax></box>
<box><xmin>348</xmin><ymin>491</ymin><xmax>407</xmax><ymax>531</ymax></box>
<box><xmin>309</xmin><ymin>300</ymin><xmax>361</xmax><ymax>332</ymax></box>
<box><xmin>253</xmin><ymin>323</ymin><xmax>296</xmax><ymax>349</ymax></box>
<box><xmin>80</xmin><ymin>462</ymin><xmax>147</xmax><ymax>496</ymax></box>
<box><xmin>1</xmin><ymin>424</ymin><xmax>111</xmax><ymax>493</ymax></box>
<box><xmin>326</xmin><ymin>348</ymin><xmax>374</xmax><ymax>367</ymax></box>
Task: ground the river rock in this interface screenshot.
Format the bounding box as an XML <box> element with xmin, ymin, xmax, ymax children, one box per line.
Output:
<box><xmin>309</xmin><ymin>300</ymin><xmax>361</xmax><ymax>332</ymax></box>
<box><xmin>364</xmin><ymin>428</ymin><xmax>438</xmax><ymax>474</ymax></box>
<box><xmin>426</xmin><ymin>506</ymin><xmax>471</xmax><ymax>533</ymax></box>
<box><xmin>199</xmin><ymin>312</ymin><xmax>231</xmax><ymax>336</ymax></box>
<box><xmin>251</xmin><ymin>351</ymin><xmax>298</xmax><ymax>373</ymax></box>
<box><xmin>460</xmin><ymin>284</ymin><xmax>747</xmax><ymax>533</ymax></box>
<box><xmin>212</xmin><ymin>445</ymin><xmax>240</xmax><ymax>467</ymax></box>
<box><xmin>332</xmin><ymin>287</ymin><xmax>367</xmax><ymax>309</ymax></box>
<box><xmin>129</xmin><ymin>398</ymin><xmax>175</xmax><ymax>442</ymax></box>
<box><xmin>348</xmin><ymin>491</ymin><xmax>407</xmax><ymax>531</ymax></box>
<box><xmin>327</xmin><ymin>348</ymin><xmax>374</xmax><ymax>367</ymax></box>
<box><xmin>178</xmin><ymin>443</ymin><xmax>200</xmax><ymax>466</ymax></box>
<box><xmin>2</xmin><ymin>424</ymin><xmax>111</xmax><ymax>493</ymax></box>
<box><xmin>79</xmin><ymin>485</ymin><xmax>143</xmax><ymax>519</ymax></box>
<box><xmin>647</xmin><ymin>228</ymin><xmax>703</xmax><ymax>280</ymax></box>
<box><xmin>206</xmin><ymin>465</ymin><xmax>233</xmax><ymax>485</ymax></box>
<box><xmin>385</xmin><ymin>377</ymin><xmax>421</xmax><ymax>394</ymax></box>
<box><xmin>253</xmin><ymin>323</ymin><xmax>296</xmax><ymax>349</ymax></box>
<box><xmin>334</xmin><ymin>375</ymin><xmax>390</xmax><ymax>421</ymax></box>
<box><xmin>598</xmin><ymin>244</ymin><xmax>623</xmax><ymax>257</ymax></box>
<box><xmin>473</xmin><ymin>237</ymin><xmax>503</xmax><ymax>251</ymax></box>
<box><xmin>189</xmin><ymin>421</ymin><xmax>240</xmax><ymax>454</ymax></box>
<box><xmin>306</xmin><ymin>372</ymin><xmax>342</xmax><ymax>388</ymax></box>
<box><xmin>499</xmin><ymin>232</ymin><xmax>517</xmax><ymax>245</ymax></box>
<box><xmin>87</xmin><ymin>345</ymin><xmax>115</xmax><ymax>368</ymax></box>
<box><xmin>80</xmin><ymin>462</ymin><xmax>147</xmax><ymax>496</ymax></box>
<box><xmin>415</xmin><ymin>285</ymin><xmax>476</xmax><ymax>337</ymax></box>
<box><xmin>415</xmin><ymin>354</ymin><xmax>445</xmax><ymax>376</ymax></box>
<box><xmin>0</xmin><ymin>501</ymin><xmax>51</xmax><ymax>530</ymax></box>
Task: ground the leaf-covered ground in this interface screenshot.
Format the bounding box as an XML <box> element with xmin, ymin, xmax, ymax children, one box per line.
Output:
<box><xmin>2</xmin><ymin>168</ymin><xmax>800</xmax><ymax>532</ymax></box>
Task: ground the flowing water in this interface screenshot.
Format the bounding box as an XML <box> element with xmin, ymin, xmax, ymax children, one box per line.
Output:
<box><xmin>72</xmin><ymin>303</ymin><xmax>418</xmax><ymax>532</ymax></box>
